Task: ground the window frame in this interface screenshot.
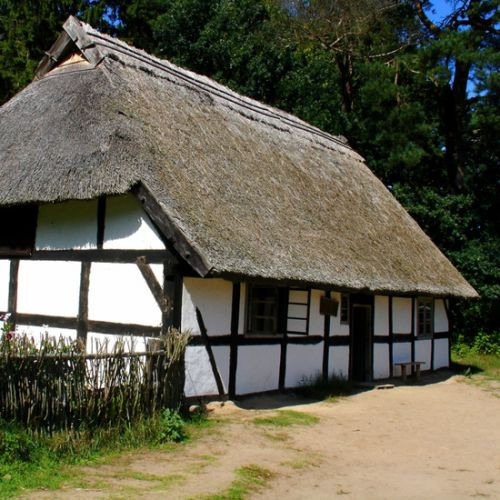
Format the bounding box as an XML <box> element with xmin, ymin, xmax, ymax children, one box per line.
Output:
<box><xmin>340</xmin><ymin>293</ymin><xmax>350</xmax><ymax>325</ymax></box>
<box><xmin>417</xmin><ymin>297</ymin><xmax>434</xmax><ymax>338</ymax></box>
<box><xmin>245</xmin><ymin>285</ymin><xmax>311</xmax><ymax>337</ymax></box>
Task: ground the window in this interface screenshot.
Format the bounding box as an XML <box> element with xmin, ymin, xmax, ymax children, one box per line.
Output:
<box><xmin>340</xmin><ymin>294</ymin><xmax>349</xmax><ymax>324</ymax></box>
<box><xmin>0</xmin><ymin>205</ymin><xmax>37</xmax><ymax>256</ymax></box>
<box><xmin>417</xmin><ymin>298</ymin><xmax>434</xmax><ymax>337</ymax></box>
<box><xmin>246</xmin><ymin>286</ymin><xmax>310</xmax><ymax>336</ymax></box>
<box><xmin>248</xmin><ymin>286</ymin><xmax>279</xmax><ymax>335</ymax></box>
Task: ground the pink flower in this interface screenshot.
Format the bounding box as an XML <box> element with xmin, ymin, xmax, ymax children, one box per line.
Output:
<box><xmin>5</xmin><ymin>332</ymin><xmax>14</xmax><ymax>341</ymax></box>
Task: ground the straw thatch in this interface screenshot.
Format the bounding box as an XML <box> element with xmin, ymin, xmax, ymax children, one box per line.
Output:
<box><xmin>0</xmin><ymin>17</ymin><xmax>477</xmax><ymax>298</ymax></box>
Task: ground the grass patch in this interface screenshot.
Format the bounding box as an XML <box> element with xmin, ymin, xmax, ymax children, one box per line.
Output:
<box><xmin>253</xmin><ymin>409</ymin><xmax>318</xmax><ymax>427</ymax></box>
<box><xmin>451</xmin><ymin>349</ymin><xmax>500</xmax><ymax>381</ymax></box>
<box><xmin>205</xmin><ymin>464</ymin><xmax>274</xmax><ymax>500</ymax></box>
<box><xmin>0</xmin><ymin>410</ymin><xmax>215</xmax><ymax>498</ymax></box>
<box><xmin>295</xmin><ymin>374</ymin><xmax>354</xmax><ymax>402</ymax></box>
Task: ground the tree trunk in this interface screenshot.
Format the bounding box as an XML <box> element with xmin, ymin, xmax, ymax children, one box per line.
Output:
<box><xmin>336</xmin><ymin>52</ymin><xmax>354</xmax><ymax>113</ymax></box>
<box><xmin>440</xmin><ymin>59</ymin><xmax>470</xmax><ymax>194</ymax></box>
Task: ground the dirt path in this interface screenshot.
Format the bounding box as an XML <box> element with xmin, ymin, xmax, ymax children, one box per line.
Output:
<box><xmin>25</xmin><ymin>375</ymin><xmax>500</xmax><ymax>499</ymax></box>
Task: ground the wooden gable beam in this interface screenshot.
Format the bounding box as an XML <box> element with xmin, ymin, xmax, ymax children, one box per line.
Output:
<box><xmin>35</xmin><ymin>16</ymin><xmax>103</xmax><ymax>80</ymax></box>
<box><xmin>133</xmin><ymin>184</ymin><xmax>212</xmax><ymax>278</ymax></box>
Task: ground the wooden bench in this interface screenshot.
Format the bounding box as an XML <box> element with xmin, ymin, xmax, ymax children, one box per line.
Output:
<box><xmin>394</xmin><ymin>361</ymin><xmax>426</xmax><ymax>382</ymax></box>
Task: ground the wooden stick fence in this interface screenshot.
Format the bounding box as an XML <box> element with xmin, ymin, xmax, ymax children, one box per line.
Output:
<box><xmin>0</xmin><ymin>330</ymin><xmax>188</xmax><ymax>433</ymax></box>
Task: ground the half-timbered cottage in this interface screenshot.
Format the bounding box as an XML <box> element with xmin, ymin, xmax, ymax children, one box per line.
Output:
<box><xmin>0</xmin><ymin>17</ymin><xmax>477</xmax><ymax>397</ymax></box>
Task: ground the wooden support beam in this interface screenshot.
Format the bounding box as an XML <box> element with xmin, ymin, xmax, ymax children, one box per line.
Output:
<box><xmin>134</xmin><ymin>183</ymin><xmax>211</xmax><ymax>277</ymax></box>
<box><xmin>195</xmin><ymin>307</ymin><xmax>225</xmax><ymax>397</ymax></box>
<box><xmin>322</xmin><ymin>290</ymin><xmax>331</xmax><ymax>383</ymax></box>
<box><xmin>77</xmin><ymin>261</ymin><xmax>91</xmax><ymax>345</ymax></box>
<box><xmin>136</xmin><ymin>256</ymin><xmax>170</xmax><ymax>313</ymax></box>
<box><xmin>7</xmin><ymin>260</ymin><xmax>19</xmax><ymax>328</ymax></box>
<box><xmin>228</xmin><ymin>282</ymin><xmax>240</xmax><ymax>398</ymax></box>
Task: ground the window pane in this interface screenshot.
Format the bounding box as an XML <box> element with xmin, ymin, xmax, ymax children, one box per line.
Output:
<box><xmin>249</xmin><ymin>286</ymin><xmax>278</xmax><ymax>335</ymax></box>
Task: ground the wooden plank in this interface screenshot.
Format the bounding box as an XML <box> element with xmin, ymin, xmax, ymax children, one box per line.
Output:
<box><xmin>97</xmin><ymin>196</ymin><xmax>106</xmax><ymax>249</ymax></box>
<box><xmin>322</xmin><ymin>291</ymin><xmax>331</xmax><ymax>382</ymax></box>
<box><xmin>31</xmin><ymin>249</ymin><xmax>172</xmax><ymax>263</ymax></box>
<box><xmin>134</xmin><ymin>184</ymin><xmax>211</xmax><ymax>277</ymax></box>
<box><xmin>229</xmin><ymin>282</ymin><xmax>240</xmax><ymax>399</ymax></box>
<box><xmin>63</xmin><ymin>16</ymin><xmax>103</xmax><ymax>67</ymax></box>
<box><xmin>77</xmin><ymin>261</ymin><xmax>91</xmax><ymax>344</ymax></box>
<box><xmin>389</xmin><ymin>295</ymin><xmax>394</xmax><ymax>378</ymax></box>
<box><xmin>136</xmin><ymin>256</ymin><xmax>170</xmax><ymax>313</ymax></box>
<box><xmin>35</xmin><ymin>31</ymin><xmax>74</xmax><ymax>78</ymax></box>
<box><xmin>8</xmin><ymin>260</ymin><xmax>19</xmax><ymax>327</ymax></box>
<box><xmin>195</xmin><ymin>307</ymin><xmax>225</xmax><ymax>397</ymax></box>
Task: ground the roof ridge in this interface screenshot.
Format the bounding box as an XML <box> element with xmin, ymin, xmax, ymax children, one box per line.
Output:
<box><xmin>76</xmin><ymin>19</ymin><xmax>356</xmax><ymax>155</ymax></box>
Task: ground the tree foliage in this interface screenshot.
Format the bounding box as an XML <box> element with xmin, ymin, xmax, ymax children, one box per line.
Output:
<box><xmin>0</xmin><ymin>0</ymin><xmax>498</xmax><ymax>342</ymax></box>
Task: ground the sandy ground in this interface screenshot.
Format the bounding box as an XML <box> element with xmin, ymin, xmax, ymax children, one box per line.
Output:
<box><xmin>25</xmin><ymin>373</ymin><xmax>500</xmax><ymax>499</ymax></box>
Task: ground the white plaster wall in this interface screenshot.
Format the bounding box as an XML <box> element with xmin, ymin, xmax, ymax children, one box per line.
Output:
<box><xmin>329</xmin><ymin>346</ymin><xmax>349</xmax><ymax>378</ymax></box>
<box><xmin>0</xmin><ymin>259</ymin><xmax>9</xmax><ymax>311</ymax></box>
<box><xmin>185</xmin><ymin>345</ymin><xmax>230</xmax><ymax>397</ymax></box>
<box><xmin>103</xmin><ymin>194</ymin><xmax>165</xmax><ymax>250</ymax></box>
<box><xmin>17</xmin><ymin>260</ymin><xmax>81</xmax><ymax>317</ymax></box>
<box><xmin>238</xmin><ymin>283</ymin><xmax>247</xmax><ymax>334</ymax></box>
<box><xmin>434</xmin><ymin>338</ymin><xmax>449</xmax><ymax>369</ymax></box>
<box><xmin>86</xmin><ymin>332</ymin><xmax>148</xmax><ymax>353</ymax></box>
<box><xmin>15</xmin><ymin>325</ymin><xmax>77</xmax><ymax>342</ymax></box>
<box><xmin>308</xmin><ymin>289</ymin><xmax>324</xmax><ymax>335</ymax></box>
<box><xmin>330</xmin><ymin>292</ymin><xmax>349</xmax><ymax>336</ymax></box>
<box><xmin>374</xmin><ymin>295</ymin><xmax>389</xmax><ymax>335</ymax></box>
<box><xmin>393</xmin><ymin>297</ymin><xmax>412</xmax><ymax>333</ymax></box>
<box><xmin>415</xmin><ymin>339</ymin><xmax>432</xmax><ymax>371</ymax></box>
<box><xmin>181</xmin><ymin>278</ymin><xmax>232</xmax><ymax>336</ymax></box>
<box><xmin>434</xmin><ymin>299</ymin><xmax>448</xmax><ymax>333</ymax></box>
<box><xmin>373</xmin><ymin>343</ymin><xmax>390</xmax><ymax>379</ymax></box>
<box><xmin>393</xmin><ymin>342</ymin><xmax>412</xmax><ymax>376</ymax></box>
<box><xmin>36</xmin><ymin>200</ymin><xmax>98</xmax><ymax>250</ymax></box>
<box><xmin>88</xmin><ymin>263</ymin><xmax>162</xmax><ymax>326</ymax></box>
<box><xmin>236</xmin><ymin>345</ymin><xmax>280</xmax><ymax>395</ymax></box>
<box><xmin>285</xmin><ymin>343</ymin><xmax>323</xmax><ymax>388</ymax></box>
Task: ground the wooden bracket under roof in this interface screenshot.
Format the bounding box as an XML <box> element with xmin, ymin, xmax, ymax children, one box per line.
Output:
<box><xmin>35</xmin><ymin>16</ymin><xmax>103</xmax><ymax>80</ymax></box>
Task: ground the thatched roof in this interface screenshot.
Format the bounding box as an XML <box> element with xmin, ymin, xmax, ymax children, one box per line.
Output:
<box><xmin>0</xmin><ymin>17</ymin><xmax>477</xmax><ymax>298</ymax></box>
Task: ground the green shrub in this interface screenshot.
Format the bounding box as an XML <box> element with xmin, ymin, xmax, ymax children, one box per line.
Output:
<box><xmin>472</xmin><ymin>331</ymin><xmax>499</xmax><ymax>355</ymax></box>
<box><xmin>0</xmin><ymin>422</ymin><xmax>38</xmax><ymax>462</ymax></box>
<box><xmin>157</xmin><ymin>409</ymin><xmax>187</xmax><ymax>443</ymax></box>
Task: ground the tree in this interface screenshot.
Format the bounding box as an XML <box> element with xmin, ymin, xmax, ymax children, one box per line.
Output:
<box><xmin>412</xmin><ymin>0</ymin><xmax>499</xmax><ymax>193</ymax></box>
<box><xmin>0</xmin><ymin>0</ymin><xmax>112</xmax><ymax>104</ymax></box>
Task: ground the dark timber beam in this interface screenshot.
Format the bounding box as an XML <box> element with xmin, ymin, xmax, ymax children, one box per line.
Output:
<box><xmin>8</xmin><ymin>260</ymin><xmax>19</xmax><ymax>327</ymax></box>
<box><xmin>389</xmin><ymin>296</ymin><xmax>394</xmax><ymax>378</ymax></box>
<box><xmin>134</xmin><ymin>184</ymin><xmax>211</xmax><ymax>277</ymax></box>
<box><xmin>322</xmin><ymin>290</ymin><xmax>331</xmax><ymax>383</ymax></box>
<box><xmin>77</xmin><ymin>261</ymin><xmax>91</xmax><ymax>345</ymax></box>
<box><xmin>195</xmin><ymin>307</ymin><xmax>225</xmax><ymax>397</ymax></box>
<box><xmin>228</xmin><ymin>282</ymin><xmax>240</xmax><ymax>399</ymax></box>
<box><xmin>136</xmin><ymin>256</ymin><xmax>170</xmax><ymax>313</ymax></box>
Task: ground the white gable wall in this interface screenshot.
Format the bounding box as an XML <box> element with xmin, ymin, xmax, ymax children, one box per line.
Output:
<box><xmin>88</xmin><ymin>262</ymin><xmax>163</xmax><ymax>326</ymax></box>
<box><xmin>374</xmin><ymin>295</ymin><xmax>389</xmax><ymax>335</ymax></box>
<box><xmin>393</xmin><ymin>297</ymin><xmax>412</xmax><ymax>333</ymax></box>
<box><xmin>236</xmin><ymin>345</ymin><xmax>281</xmax><ymax>395</ymax></box>
<box><xmin>104</xmin><ymin>194</ymin><xmax>165</xmax><ymax>250</ymax></box>
<box><xmin>285</xmin><ymin>343</ymin><xmax>323</xmax><ymax>388</ymax></box>
<box><xmin>434</xmin><ymin>299</ymin><xmax>449</xmax><ymax>332</ymax></box>
<box><xmin>181</xmin><ymin>278</ymin><xmax>232</xmax><ymax>335</ymax></box>
<box><xmin>308</xmin><ymin>289</ymin><xmax>324</xmax><ymax>335</ymax></box>
<box><xmin>329</xmin><ymin>346</ymin><xmax>349</xmax><ymax>378</ymax></box>
<box><xmin>36</xmin><ymin>200</ymin><xmax>98</xmax><ymax>250</ymax></box>
<box><xmin>17</xmin><ymin>260</ymin><xmax>81</xmax><ymax>317</ymax></box>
